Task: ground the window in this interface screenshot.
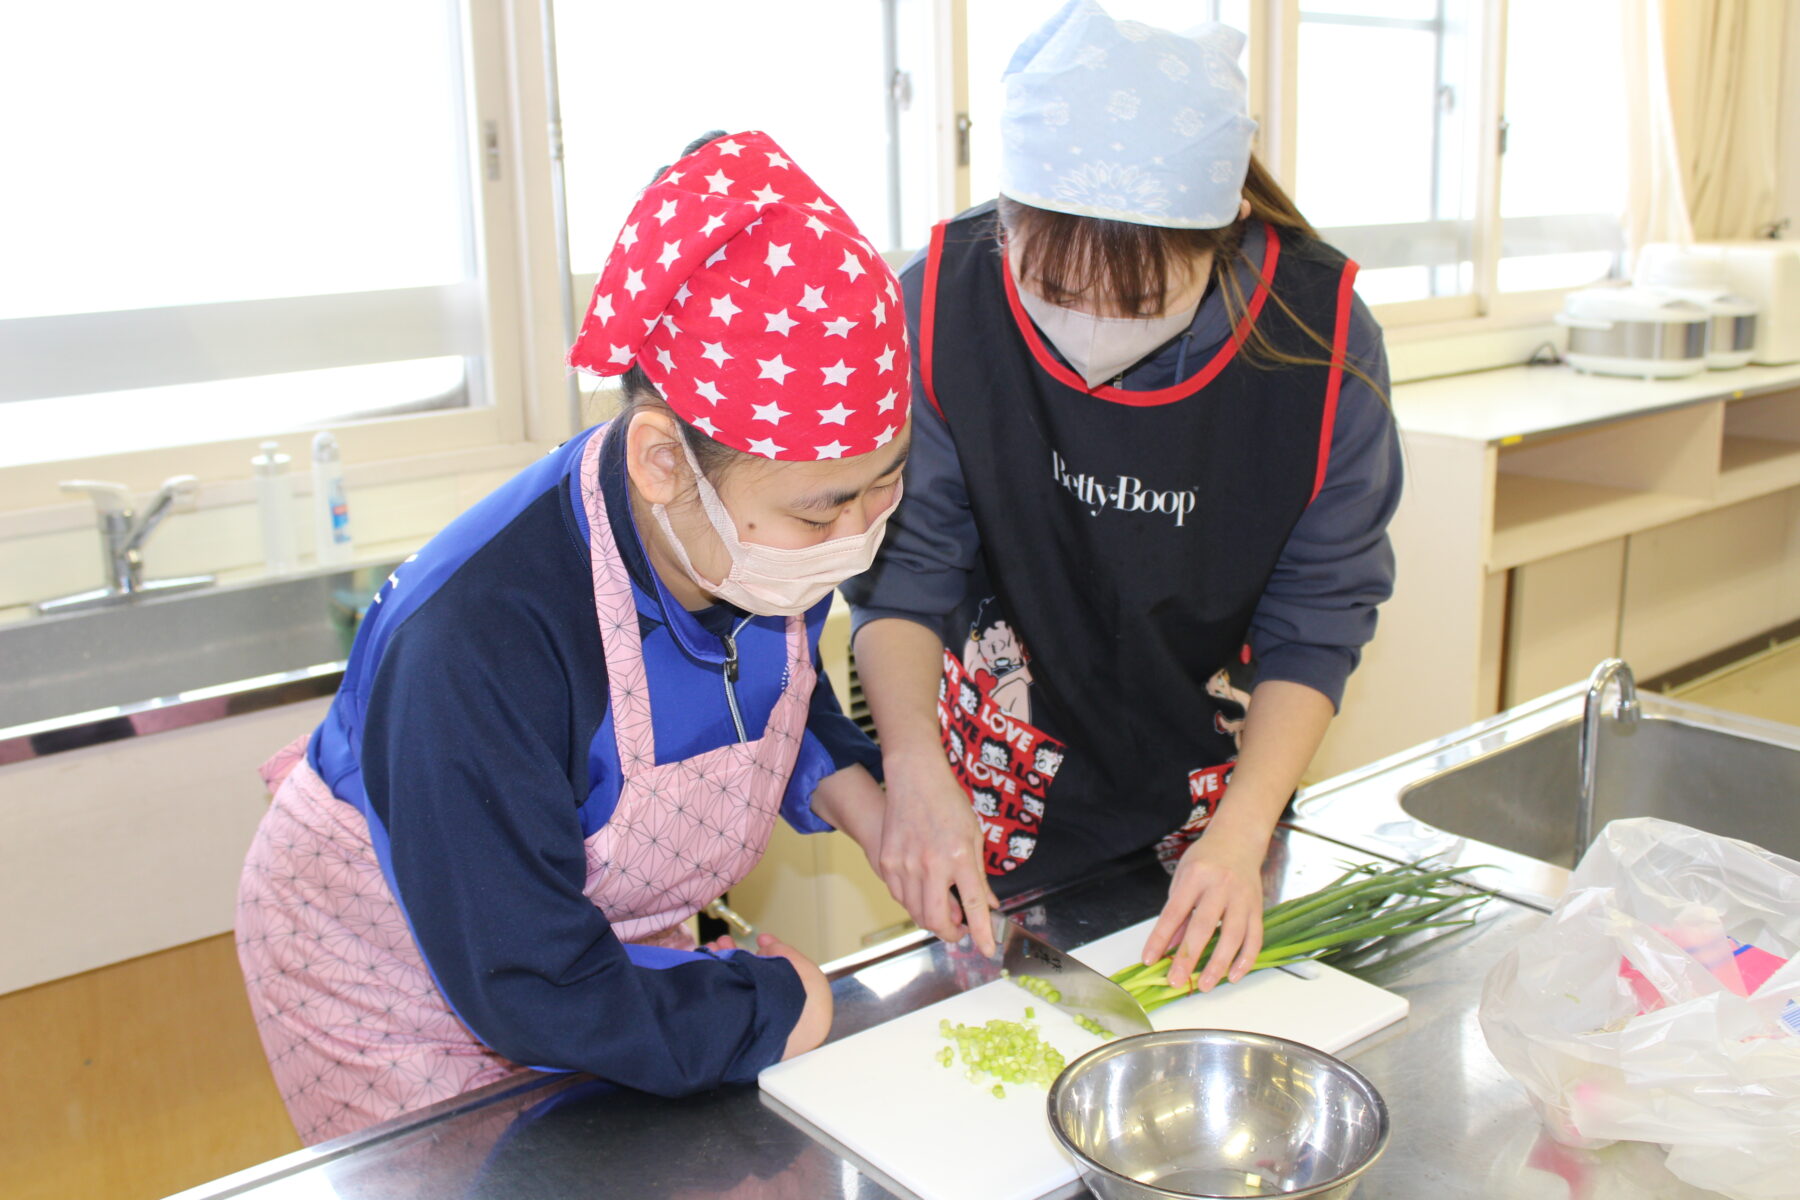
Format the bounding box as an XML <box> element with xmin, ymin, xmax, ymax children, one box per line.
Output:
<box><xmin>1</xmin><ymin>0</ymin><xmax>1645</xmax><ymax>491</ymax></box>
<box><xmin>1495</xmin><ymin>0</ymin><xmax>1627</xmax><ymax>293</ymax></box>
<box><xmin>0</xmin><ymin>0</ymin><xmax>506</xmax><ymax>469</ymax></box>
<box><xmin>1290</xmin><ymin>0</ymin><xmax>1626</xmax><ymax>310</ymax></box>
<box><xmin>551</xmin><ymin>1</ymin><xmax>896</xmax><ymax>271</ymax></box>
<box><xmin>1294</xmin><ymin>0</ymin><xmax>1483</xmax><ymax>305</ymax></box>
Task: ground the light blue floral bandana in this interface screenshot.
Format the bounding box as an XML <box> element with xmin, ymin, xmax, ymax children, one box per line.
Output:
<box><xmin>998</xmin><ymin>0</ymin><xmax>1257</xmax><ymax>229</ymax></box>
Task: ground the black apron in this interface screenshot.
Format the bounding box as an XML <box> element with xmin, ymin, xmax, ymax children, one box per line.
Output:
<box><xmin>917</xmin><ymin>207</ymin><xmax>1357</xmax><ymax>895</ymax></box>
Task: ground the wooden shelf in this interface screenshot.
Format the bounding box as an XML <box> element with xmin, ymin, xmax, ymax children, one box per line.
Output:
<box><xmin>1719</xmin><ymin>435</ymin><xmax>1800</xmax><ymax>504</ymax></box>
<box><xmin>1489</xmin><ymin>475</ymin><xmax>1708</xmax><ymax>570</ymax></box>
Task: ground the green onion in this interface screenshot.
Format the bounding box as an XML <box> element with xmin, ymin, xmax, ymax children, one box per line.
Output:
<box><xmin>1111</xmin><ymin>860</ymin><xmax>1489</xmax><ymax>1012</ymax></box>
<box><xmin>937</xmin><ymin>1016</ymin><xmax>1067</xmax><ymax>1090</ymax></box>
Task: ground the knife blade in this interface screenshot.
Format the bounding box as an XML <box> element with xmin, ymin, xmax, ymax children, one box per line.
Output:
<box><xmin>991</xmin><ymin>913</ymin><xmax>1153</xmax><ymax>1037</ymax></box>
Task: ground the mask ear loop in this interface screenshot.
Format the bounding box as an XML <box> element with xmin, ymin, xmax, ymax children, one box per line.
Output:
<box><xmin>649</xmin><ymin>434</ymin><xmax>742</xmax><ymax>594</ymax></box>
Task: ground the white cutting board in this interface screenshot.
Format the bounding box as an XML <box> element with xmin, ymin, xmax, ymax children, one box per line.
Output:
<box><xmin>759</xmin><ymin>917</ymin><xmax>1408</xmax><ymax>1200</ymax></box>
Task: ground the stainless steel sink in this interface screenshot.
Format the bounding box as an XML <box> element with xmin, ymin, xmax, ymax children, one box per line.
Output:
<box><xmin>1291</xmin><ymin>682</ymin><xmax>1800</xmax><ymax>910</ymax></box>
<box><xmin>0</xmin><ymin>562</ymin><xmax>394</xmax><ymax>761</ymax></box>
<box><xmin>1399</xmin><ymin>716</ymin><xmax>1800</xmax><ymax>868</ymax></box>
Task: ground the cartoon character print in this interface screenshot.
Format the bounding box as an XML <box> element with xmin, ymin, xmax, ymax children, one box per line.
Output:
<box><xmin>937</xmin><ymin>598</ymin><xmax>1065</xmax><ymax>876</ymax></box>
<box><xmin>1157</xmin><ymin>649</ymin><xmax>1258</xmax><ymax>873</ymax></box>
<box><xmin>1205</xmin><ymin>657</ymin><xmax>1255</xmax><ymax>749</ymax></box>
<box><xmin>963</xmin><ymin>598</ymin><xmax>1034</xmax><ymax>723</ymax></box>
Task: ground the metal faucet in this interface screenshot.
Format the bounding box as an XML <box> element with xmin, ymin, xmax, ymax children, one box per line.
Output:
<box><xmin>34</xmin><ymin>477</ymin><xmax>217</xmax><ymax>615</ymax></box>
<box><xmin>1576</xmin><ymin>657</ymin><xmax>1640</xmax><ymax>857</ymax></box>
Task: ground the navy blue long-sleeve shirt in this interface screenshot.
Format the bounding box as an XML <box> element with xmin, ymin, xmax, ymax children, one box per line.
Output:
<box><xmin>306</xmin><ymin>421</ymin><xmax>879</xmax><ymax>1094</ymax></box>
<box><xmin>844</xmin><ymin>214</ymin><xmax>1400</xmax><ymax>708</ymax></box>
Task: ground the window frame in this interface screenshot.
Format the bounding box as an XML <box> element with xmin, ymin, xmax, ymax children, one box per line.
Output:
<box><xmin>6</xmin><ymin>0</ymin><xmax>1633</xmax><ymax>535</ymax></box>
<box><xmin>0</xmin><ymin>0</ymin><xmax>565</xmax><ymax>522</ymax></box>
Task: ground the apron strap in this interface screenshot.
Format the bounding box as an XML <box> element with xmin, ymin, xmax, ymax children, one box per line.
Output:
<box><xmin>579</xmin><ymin>428</ymin><xmax>813</xmax><ymax>774</ymax></box>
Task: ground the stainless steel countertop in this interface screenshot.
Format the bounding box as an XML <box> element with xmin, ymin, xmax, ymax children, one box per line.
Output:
<box><xmin>170</xmin><ymin>828</ymin><xmax>1726</xmax><ymax>1200</ymax></box>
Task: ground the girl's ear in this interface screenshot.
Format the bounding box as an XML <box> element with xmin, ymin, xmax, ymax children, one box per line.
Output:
<box><xmin>1237</xmin><ymin>197</ymin><xmax>1251</xmax><ymax>222</ymax></box>
<box><xmin>623</xmin><ymin>410</ymin><xmax>690</xmax><ymax>507</ymax></box>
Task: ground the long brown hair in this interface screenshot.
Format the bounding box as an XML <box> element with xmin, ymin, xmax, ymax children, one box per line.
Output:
<box><xmin>999</xmin><ymin>155</ymin><xmax>1383</xmax><ymax>399</ymax></box>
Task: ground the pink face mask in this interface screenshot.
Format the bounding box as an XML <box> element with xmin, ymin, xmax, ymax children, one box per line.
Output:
<box><xmin>651</xmin><ymin>440</ymin><xmax>901</xmax><ymax>617</ymax></box>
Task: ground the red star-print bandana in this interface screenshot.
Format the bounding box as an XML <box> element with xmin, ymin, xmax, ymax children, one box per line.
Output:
<box><xmin>568</xmin><ymin>131</ymin><xmax>909</xmax><ymax>462</ymax></box>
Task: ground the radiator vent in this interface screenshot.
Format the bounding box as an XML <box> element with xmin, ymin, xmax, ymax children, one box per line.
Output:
<box><xmin>846</xmin><ymin>642</ymin><xmax>878</xmax><ymax>742</ymax></box>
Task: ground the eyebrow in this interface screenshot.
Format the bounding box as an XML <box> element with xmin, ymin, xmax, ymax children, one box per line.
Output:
<box><xmin>791</xmin><ymin>442</ymin><xmax>911</xmax><ymax>512</ymax></box>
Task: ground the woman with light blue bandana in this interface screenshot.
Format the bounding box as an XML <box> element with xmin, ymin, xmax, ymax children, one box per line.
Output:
<box><xmin>843</xmin><ymin>1</ymin><xmax>1401</xmax><ymax>996</ymax></box>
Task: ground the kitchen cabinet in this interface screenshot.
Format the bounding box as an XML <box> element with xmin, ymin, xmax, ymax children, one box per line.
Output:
<box><xmin>1318</xmin><ymin>363</ymin><xmax>1800</xmax><ymax>780</ymax></box>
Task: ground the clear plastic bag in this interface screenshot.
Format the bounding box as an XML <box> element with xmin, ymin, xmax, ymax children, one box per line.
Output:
<box><xmin>1480</xmin><ymin>817</ymin><xmax>1800</xmax><ymax>1200</ymax></box>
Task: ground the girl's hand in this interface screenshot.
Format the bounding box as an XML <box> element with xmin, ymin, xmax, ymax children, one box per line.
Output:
<box><xmin>877</xmin><ymin>751</ymin><xmax>1000</xmax><ymax>956</ymax></box>
<box><xmin>757</xmin><ymin>933</ymin><xmax>834</xmax><ymax>1059</ymax></box>
<box><xmin>1139</xmin><ymin>824</ymin><xmax>1269</xmax><ymax>992</ymax></box>
<box><xmin>702</xmin><ymin>935</ymin><xmax>738</xmax><ymax>954</ymax></box>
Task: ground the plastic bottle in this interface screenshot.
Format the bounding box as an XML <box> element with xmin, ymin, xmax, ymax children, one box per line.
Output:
<box><xmin>311</xmin><ymin>432</ymin><xmax>354</xmax><ymax>566</ymax></box>
<box><xmin>252</xmin><ymin>440</ymin><xmax>298</xmax><ymax>575</ymax></box>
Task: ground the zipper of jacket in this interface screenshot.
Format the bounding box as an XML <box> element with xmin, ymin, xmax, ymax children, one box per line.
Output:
<box><xmin>721</xmin><ymin>614</ymin><xmax>754</xmax><ymax>743</ymax></box>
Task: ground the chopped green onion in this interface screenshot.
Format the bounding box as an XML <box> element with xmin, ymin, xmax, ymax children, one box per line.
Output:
<box><xmin>991</xmin><ymin>1084</ymin><xmax>1005</xmax><ymax>1099</ymax></box>
<box><xmin>1111</xmin><ymin>860</ymin><xmax>1489</xmax><ymax>1013</ymax></box>
<box><xmin>937</xmin><ymin>1016</ymin><xmax>1067</xmax><ymax>1091</ymax></box>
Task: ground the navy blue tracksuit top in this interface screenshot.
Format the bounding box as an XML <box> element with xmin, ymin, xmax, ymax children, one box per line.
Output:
<box><xmin>306</xmin><ymin>420</ymin><xmax>880</xmax><ymax>1094</ymax></box>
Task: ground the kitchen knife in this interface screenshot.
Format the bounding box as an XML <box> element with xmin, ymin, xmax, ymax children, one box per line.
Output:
<box><xmin>991</xmin><ymin>912</ymin><xmax>1153</xmax><ymax>1037</ymax></box>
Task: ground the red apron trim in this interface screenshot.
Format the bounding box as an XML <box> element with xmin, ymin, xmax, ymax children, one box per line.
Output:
<box><xmin>1309</xmin><ymin>259</ymin><xmax>1360</xmax><ymax>504</ymax></box>
<box><xmin>998</xmin><ymin>221</ymin><xmax>1283</xmax><ymax>408</ymax></box>
<box><xmin>919</xmin><ymin>219</ymin><xmax>949</xmax><ymax>420</ymax></box>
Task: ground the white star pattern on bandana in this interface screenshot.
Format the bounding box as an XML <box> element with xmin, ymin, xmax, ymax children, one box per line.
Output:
<box><xmin>567</xmin><ymin>131</ymin><xmax>912</xmax><ymax>461</ymax></box>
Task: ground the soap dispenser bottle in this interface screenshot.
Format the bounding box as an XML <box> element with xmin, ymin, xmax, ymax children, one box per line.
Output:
<box><xmin>252</xmin><ymin>440</ymin><xmax>298</xmax><ymax>575</ymax></box>
<box><xmin>311</xmin><ymin>432</ymin><xmax>354</xmax><ymax>565</ymax></box>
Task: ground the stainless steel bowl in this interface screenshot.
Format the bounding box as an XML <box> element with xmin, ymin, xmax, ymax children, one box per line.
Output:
<box><xmin>1046</xmin><ymin>1029</ymin><xmax>1389</xmax><ymax>1200</ymax></box>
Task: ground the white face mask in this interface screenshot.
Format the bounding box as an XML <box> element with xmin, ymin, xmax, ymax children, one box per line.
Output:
<box><xmin>1014</xmin><ymin>274</ymin><xmax>1200</xmax><ymax>390</ymax></box>
<box><xmin>650</xmin><ymin>439</ymin><xmax>901</xmax><ymax>618</ymax></box>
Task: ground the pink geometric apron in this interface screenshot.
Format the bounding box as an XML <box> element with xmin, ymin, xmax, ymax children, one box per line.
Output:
<box><xmin>236</xmin><ymin>428</ymin><xmax>815</xmax><ymax>1144</ymax></box>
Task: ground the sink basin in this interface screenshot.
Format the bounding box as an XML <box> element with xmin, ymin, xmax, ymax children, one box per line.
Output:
<box><xmin>1292</xmin><ymin>683</ymin><xmax>1800</xmax><ymax>909</ymax></box>
<box><xmin>1400</xmin><ymin>716</ymin><xmax>1800</xmax><ymax>868</ymax></box>
<box><xmin>0</xmin><ymin>562</ymin><xmax>393</xmax><ymax>737</ymax></box>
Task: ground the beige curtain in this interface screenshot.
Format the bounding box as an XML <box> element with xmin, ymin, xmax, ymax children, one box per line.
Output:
<box><xmin>1620</xmin><ymin>0</ymin><xmax>1695</xmax><ymax>259</ymax></box>
<box><xmin>1660</xmin><ymin>0</ymin><xmax>1790</xmax><ymax>239</ymax></box>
